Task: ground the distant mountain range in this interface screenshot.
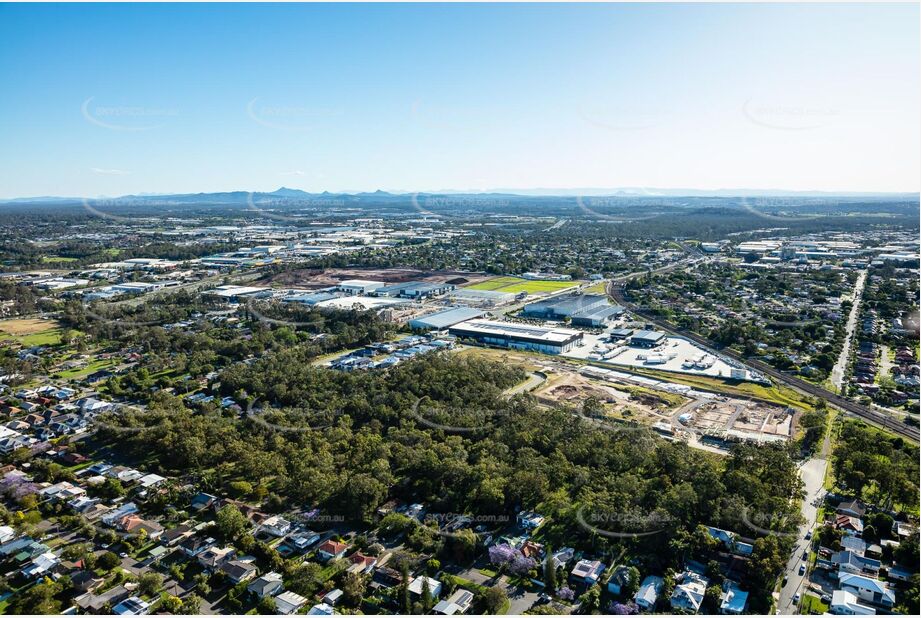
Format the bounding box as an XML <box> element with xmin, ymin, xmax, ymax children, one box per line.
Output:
<box><xmin>1</xmin><ymin>186</ymin><xmax>916</xmax><ymax>205</ymax></box>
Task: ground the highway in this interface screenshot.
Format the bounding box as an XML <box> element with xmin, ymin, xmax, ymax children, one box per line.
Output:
<box><xmin>608</xmin><ymin>279</ymin><xmax>920</xmax><ymax>442</ymax></box>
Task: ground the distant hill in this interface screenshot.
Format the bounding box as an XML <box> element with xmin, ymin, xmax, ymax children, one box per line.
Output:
<box><xmin>1</xmin><ymin>186</ymin><xmax>916</xmax><ymax>205</ymax></box>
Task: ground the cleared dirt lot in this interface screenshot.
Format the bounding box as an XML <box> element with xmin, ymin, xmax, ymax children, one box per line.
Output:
<box><xmin>534</xmin><ymin>371</ymin><xmax>688</xmax><ymax>423</ymax></box>
<box><xmin>685</xmin><ymin>398</ymin><xmax>794</xmax><ymax>440</ymax></box>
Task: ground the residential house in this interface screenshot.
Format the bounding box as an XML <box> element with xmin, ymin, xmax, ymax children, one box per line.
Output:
<box><xmin>887</xmin><ymin>565</ymin><xmax>913</xmax><ymax>583</ymax></box>
<box><xmin>221</xmin><ymin>559</ymin><xmax>259</xmax><ymax>585</ymax></box>
<box><xmin>68</xmin><ymin>496</ymin><xmax>99</xmax><ymax>513</ymax></box>
<box><xmin>138</xmin><ymin>473</ymin><xmax>166</xmax><ymax>488</ymax></box>
<box><xmin>198</xmin><ymin>545</ymin><xmax>235</xmax><ymax>570</ymax></box>
<box><xmin>408</xmin><ymin>576</ymin><xmax>443</xmax><ymax>599</ymax></box>
<box><xmin>307</xmin><ymin>603</ymin><xmax>335</xmax><ymax>615</ymax></box>
<box><xmin>82</xmin><ymin>503</ymin><xmax>112</xmax><ymax>522</ymax></box>
<box><xmin>347</xmin><ymin>552</ymin><xmax>377</xmax><ymax>574</ymax></box>
<box><xmin>837</xmin><ymin>500</ymin><xmax>867</xmax><ymax>519</ymax></box>
<box><xmin>838</xmin><ymin>573</ymin><xmax>895</xmax><ymax>608</ymax></box>
<box><xmin>830</xmin><ymin>589</ymin><xmax>876</xmax><ymax>615</ymax></box>
<box><xmin>70</xmin><ymin>570</ymin><xmax>106</xmax><ymax>594</ymax></box>
<box><xmin>119</xmin><ymin>515</ymin><xmax>164</xmax><ymax>540</ymax></box>
<box><xmin>892</xmin><ymin>521</ymin><xmax>914</xmax><ymax>539</ymax></box>
<box><xmin>190</xmin><ymin>492</ymin><xmax>217</xmax><ymax>512</ymax></box>
<box><xmin>832</xmin><ymin>551</ymin><xmax>881</xmax><ymax>576</ymax></box>
<box><xmin>316</xmin><ymin>539</ymin><xmax>347</xmax><ymax>562</ymax></box>
<box><xmin>113</xmin><ymin>596</ymin><xmax>151</xmax><ymax>616</ymax></box>
<box><xmin>841</xmin><ymin>536</ymin><xmax>868</xmax><ymax>556</ymax></box>
<box><xmin>289</xmin><ymin>530</ymin><xmax>321</xmax><ymax>551</ymax></box>
<box><xmin>371</xmin><ymin>566</ymin><xmax>404</xmax><ymax>591</ymax></box>
<box><xmin>248</xmin><ymin>572</ymin><xmax>284</xmax><ymax>599</ymax></box>
<box><xmin>74</xmin><ymin>585</ymin><xmax>131</xmax><ymax>613</ymax></box>
<box><xmin>178</xmin><ymin>535</ymin><xmax>215</xmax><ymax>558</ymax></box>
<box><xmin>39</xmin><ymin>481</ymin><xmax>86</xmax><ymax>502</ymax></box>
<box><xmin>670</xmin><ymin>571</ymin><xmax>709</xmax><ymax>614</ymax></box>
<box><xmin>517</xmin><ymin>511</ymin><xmax>545</xmax><ymax>530</ymax></box>
<box><xmin>274</xmin><ymin>591</ymin><xmax>309</xmax><ymax>615</ymax></box>
<box><xmin>520</xmin><ymin>540</ymin><xmax>543</xmax><ymax>560</ymax></box>
<box><xmin>161</xmin><ymin>524</ymin><xmax>194</xmax><ymax>546</ymax></box>
<box><xmin>570</xmin><ymin>559</ymin><xmax>606</xmax><ymax>586</ymax></box>
<box><xmin>706</xmin><ymin>526</ymin><xmax>754</xmax><ymax>556</ymax></box>
<box><xmin>551</xmin><ymin>547</ymin><xmax>575</xmax><ymax>569</ymax></box>
<box><xmin>634</xmin><ymin>576</ymin><xmax>663</xmax><ymax>611</ymax></box>
<box><xmin>261</xmin><ymin>515</ymin><xmax>291</xmax><ymax>537</ymax></box>
<box><xmin>719</xmin><ymin>581</ymin><xmax>749</xmax><ymax>614</ymax></box>
<box><xmin>607</xmin><ymin>565</ymin><xmax>634</xmax><ymax>596</ymax></box>
<box><xmin>835</xmin><ymin>515</ymin><xmax>864</xmax><ymax>537</ymax></box>
<box><xmin>102</xmin><ymin>502</ymin><xmax>138</xmax><ymax>527</ymax></box>
<box><xmin>433</xmin><ymin>589</ymin><xmax>475</xmax><ymax>615</ymax></box>
<box><xmin>21</xmin><ymin>551</ymin><xmax>59</xmax><ymax>579</ymax></box>
<box><xmin>322</xmin><ymin>589</ymin><xmax>343</xmax><ymax>606</ymax></box>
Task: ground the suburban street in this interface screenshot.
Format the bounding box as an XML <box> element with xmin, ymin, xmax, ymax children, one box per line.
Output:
<box><xmin>777</xmin><ymin>430</ymin><xmax>831</xmax><ymax>614</ymax></box>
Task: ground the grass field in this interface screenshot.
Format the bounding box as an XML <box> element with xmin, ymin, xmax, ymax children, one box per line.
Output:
<box><xmin>56</xmin><ymin>358</ymin><xmax>117</xmax><ymax>379</ymax></box>
<box><xmin>455</xmin><ymin>345</ymin><xmax>544</xmax><ymax>372</ymax></box>
<box><xmin>0</xmin><ymin>318</ymin><xmax>57</xmax><ymax>335</ymax></box>
<box><xmin>619</xmin><ymin>364</ymin><xmax>816</xmax><ymax>409</ymax></box>
<box><xmin>584</xmin><ymin>280</ymin><xmax>608</xmax><ymax>294</ymax></box>
<box><xmin>465</xmin><ymin>276</ymin><xmax>579</xmax><ymax>294</ymax></box>
<box><xmin>0</xmin><ymin>318</ymin><xmax>64</xmax><ymax>346</ymax></box>
<box><xmin>41</xmin><ymin>256</ymin><xmax>78</xmax><ymax>263</ymax></box>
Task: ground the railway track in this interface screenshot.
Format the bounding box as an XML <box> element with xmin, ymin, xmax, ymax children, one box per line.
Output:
<box><xmin>608</xmin><ymin>281</ymin><xmax>920</xmax><ymax>441</ymax></box>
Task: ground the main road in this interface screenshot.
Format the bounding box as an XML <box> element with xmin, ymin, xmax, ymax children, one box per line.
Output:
<box><xmin>777</xmin><ymin>429</ymin><xmax>831</xmax><ymax>614</ymax></box>
<box><xmin>830</xmin><ymin>270</ymin><xmax>868</xmax><ymax>393</ymax></box>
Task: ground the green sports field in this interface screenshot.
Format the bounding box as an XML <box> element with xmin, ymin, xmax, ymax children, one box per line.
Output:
<box><xmin>465</xmin><ymin>276</ymin><xmax>579</xmax><ymax>294</ymax></box>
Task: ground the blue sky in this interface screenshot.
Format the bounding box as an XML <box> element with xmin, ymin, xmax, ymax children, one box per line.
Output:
<box><xmin>0</xmin><ymin>2</ymin><xmax>918</xmax><ymax>197</ymax></box>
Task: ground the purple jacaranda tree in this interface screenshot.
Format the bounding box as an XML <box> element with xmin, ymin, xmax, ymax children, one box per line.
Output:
<box><xmin>509</xmin><ymin>553</ymin><xmax>537</xmax><ymax>576</ymax></box>
<box><xmin>488</xmin><ymin>543</ymin><xmax>515</xmax><ymax>567</ymax></box>
<box><xmin>608</xmin><ymin>601</ymin><xmax>639</xmax><ymax>615</ymax></box>
<box><xmin>556</xmin><ymin>586</ymin><xmax>575</xmax><ymax>601</ymax></box>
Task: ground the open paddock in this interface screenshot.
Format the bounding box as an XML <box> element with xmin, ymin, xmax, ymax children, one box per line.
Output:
<box><xmin>465</xmin><ymin>276</ymin><xmax>581</xmax><ymax>294</ymax></box>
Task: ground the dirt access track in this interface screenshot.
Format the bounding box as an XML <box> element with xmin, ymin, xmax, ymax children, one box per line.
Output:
<box><xmin>261</xmin><ymin>268</ymin><xmax>493</xmax><ymax>289</ymax></box>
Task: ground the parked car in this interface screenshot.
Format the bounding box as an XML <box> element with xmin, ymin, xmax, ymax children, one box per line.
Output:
<box><xmin>793</xmin><ymin>593</ymin><xmax>801</xmax><ymax>604</ymax></box>
<box><xmin>798</xmin><ymin>563</ymin><xmax>806</xmax><ymax>575</ymax></box>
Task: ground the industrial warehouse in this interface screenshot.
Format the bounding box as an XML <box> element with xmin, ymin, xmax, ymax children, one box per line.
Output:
<box><xmin>409</xmin><ymin>306</ymin><xmax>485</xmax><ymax>330</ymax></box>
<box><xmin>448</xmin><ymin>319</ymin><xmax>585</xmax><ymax>355</ymax></box>
<box><xmin>521</xmin><ymin>293</ymin><xmax>624</xmax><ymax>327</ymax></box>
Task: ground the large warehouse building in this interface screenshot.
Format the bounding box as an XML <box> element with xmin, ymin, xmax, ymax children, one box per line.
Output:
<box><xmin>522</xmin><ymin>293</ymin><xmax>623</xmax><ymax>326</ymax></box>
<box><xmin>629</xmin><ymin>330</ymin><xmax>667</xmax><ymax>348</ymax></box>
<box><xmin>522</xmin><ymin>293</ymin><xmax>608</xmax><ymax>319</ymax></box>
<box><xmin>448</xmin><ymin>319</ymin><xmax>584</xmax><ymax>354</ymax></box>
<box><xmin>409</xmin><ymin>307</ymin><xmax>484</xmax><ymax>330</ymax></box>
